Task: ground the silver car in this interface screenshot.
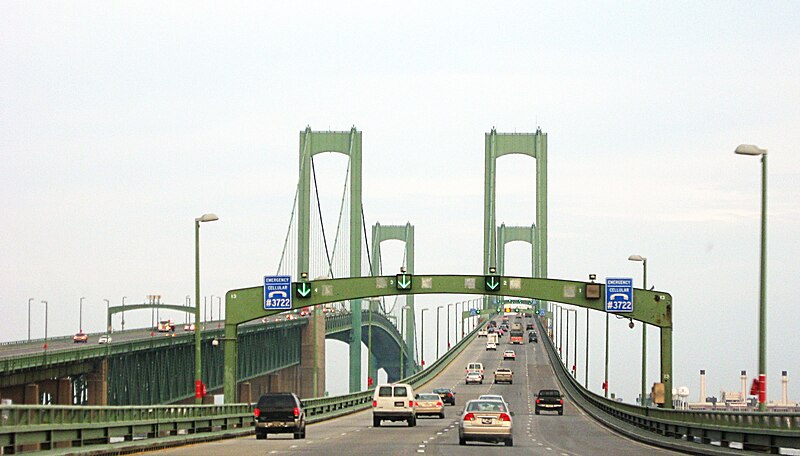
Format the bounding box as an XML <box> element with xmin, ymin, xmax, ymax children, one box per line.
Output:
<box><xmin>465</xmin><ymin>371</ymin><xmax>483</xmax><ymax>385</ymax></box>
<box><xmin>459</xmin><ymin>400</ymin><xmax>513</xmax><ymax>446</ymax></box>
<box><xmin>415</xmin><ymin>393</ymin><xmax>445</xmax><ymax>418</ymax></box>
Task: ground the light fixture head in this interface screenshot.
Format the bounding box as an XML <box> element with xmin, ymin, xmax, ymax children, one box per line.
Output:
<box><xmin>734</xmin><ymin>144</ymin><xmax>767</xmax><ymax>156</ymax></box>
<box><xmin>196</xmin><ymin>213</ymin><xmax>219</xmax><ymax>223</ymax></box>
<box><xmin>628</xmin><ymin>255</ymin><xmax>646</xmax><ymax>262</ymax></box>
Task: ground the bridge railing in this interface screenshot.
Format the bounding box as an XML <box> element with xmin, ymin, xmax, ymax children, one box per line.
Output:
<box><xmin>0</xmin><ymin>315</ymin><xmax>487</xmax><ymax>454</ymax></box>
<box><xmin>537</xmin><ymin>317</ymin><xmax>800</xmax><ymax>454</ymax></box>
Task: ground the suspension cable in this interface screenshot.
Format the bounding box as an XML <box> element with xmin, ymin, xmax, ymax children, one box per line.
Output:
<box><xmin>311</xmin><ymin>155</ymin><xmax>334</xmax><ymax>278</ymax></box>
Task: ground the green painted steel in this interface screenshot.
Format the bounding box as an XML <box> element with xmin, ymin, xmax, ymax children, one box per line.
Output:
<box><xmin>496</xmin><ymin>223</ymin><xmax>536</xmax><ymax>277</ymax></box>
<box><xmin>106</xmin><ymin>303</ymin><xmax>194</xmax><ymax>331</ymax></box>
<box><xmin>370</xmin><ymin>222</ymin><xmax>416</xmax><ymax>377</ymax></box>
<box><xmin>297</xmin><ymin>127</ymin><xmax>363</xmax><ymax>393</ymax></box>
<box><xmin>223</xmin><ymin>274</ymin><xmax>673</xmax><ymax>405</ymax></box>
<box><xmin>484</xmin><ymin>128</ymin><xmax>548</xmax><ymax>280</ymax></box>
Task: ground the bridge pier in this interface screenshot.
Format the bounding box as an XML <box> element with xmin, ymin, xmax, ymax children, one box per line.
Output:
<box><xmin>87</xmin><ymin>360</ymin><xmax>108</xmax><ymax>405</ymax></box>
<box><xmin>298</xmin><ymin>310</ymin><xmax>325</xmax><ymax>398</ymax></box>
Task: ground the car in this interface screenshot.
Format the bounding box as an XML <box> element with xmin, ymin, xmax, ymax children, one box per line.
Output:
<box><xmin>72</xmin><ymin>332</ymin><xmax>88</xmax><ymax>343</ymax></box>
<box><xmin>459</xmin><ymin>400</ymin><xmax>513</xmax><ymax>446</ymax></box>
<box><xmin>497</xmin><ymin>328</ymin><xmax>504</xmax><ymax>336</ymax></box>
<box><xmin>465</xmin><ymin>371</ymin><xmax>483</xmax><ymax>385</ymax></box>
<box><xmin>493</xmin><ymin>368</ymin><xmax>513</xmax><ymax>384</ymax></box>
<box><xmin>98</xmin><ymin>334</ymin><xmax>112</xmax><ymax>344</ymax></box>
<box><xmin>478</xmin><ymin>328</ymin><xmax>488</xmax><ymax>337</ymax></box>
<box><xmin>535</xmin><ymin>389</ymin><xmax>564</xmax><ymax>415</ymax></box>
<box><xmin>526</xmin><ymin>323</ymin><xmax>535</xmax><ymax>330</ymax></box>
<box><xmin>528</xmin><ymin>331</ymin><xmax>538</xmax><ymax>343</ymax></box>
<box><xmin>432</xmin><ymin>387</ymin><xmax>456</xmax><ymax>405</ymax></box>
<box><xmin>503</xmin><ymin>350</ymin><xmax>516</xmax><ymax>361</ymax></box>
<box><xmin>465</xmin><ymin>362</ymin><xmax>485</xmax><ymax>378</ymax></box>
<box><xmin>183</xmin><ymin>323</ymin><xmax>196</xmax><ymax>331</ymax></box>
<box><xmin>486</xmin><ymin>342</ymin><xmax>497</xmax><ymax>351</ymax></box>
<box><xmin>253</xmin><ymin>392</ymin><xmax>306</xmax><ymax>439</ymax></box>
<box><xmin>372</xmin><ymin>383</ymin><xmax>416</xmax><ymax>427</ymax></box>
<box><xmin>285</xmin><ymin>314</ymin><xmax>298</xmax><ymax>320</ymax></box>
<box><xmin>415</xmin><ymin>393</ymin><xmax>445</xmax><ymax>418</ymax></box>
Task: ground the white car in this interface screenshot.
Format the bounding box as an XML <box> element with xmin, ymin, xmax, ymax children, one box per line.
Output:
<box><xmin>478</xmin><ymin>329</ymin><xmax>488</xmax><ymax>337</ymax></box>
<box><xmin>486</xmin><ymin>342</ymin><xmax>497</xmax><ymax>351</ymax></box>
<box><xmin>465</xmin><ymin>371</ymin><xmax>483</xmax><ymax>385</ymax></box>
<box><xmin>98</xmin><ymin>335</ymin><xmax>112</xmax><ymax>344</ymax></box>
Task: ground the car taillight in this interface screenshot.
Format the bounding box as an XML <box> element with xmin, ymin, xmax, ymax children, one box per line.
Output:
<box><xmin>535</xmin><ymin>398</ymin><xmax>541</xmax><ymax>404</ymax></box>
<box><xmin>499</xmin><ymin>413</ymin><xmax>511</xmax><ymax>422</ymax></box>
<box><xmin>463</xmin><ymin>413</ymin><xmax>475</xmax><ymax>421</ymax></box>
<box><xmin>436</xmin><ymin>401</ymin><xmax>443</xmax><ymax>407</ymax></box>
<box><xmin>409</xmin><ymin>401</ymin><xmax>415</xmax><ymax>407</ymax></box>
<box><xmin>372</xmin><ymin>400</ymin><xmax>377</xmax><ymax>407</ymax></box>
<box><xmin>559</xmin><ymin>399</ymin><xmax>564</xmax><ymax>405</ymax></box>
<box><xmin>253</xmin><ymin>408</ymin><xmax>260</xmax><ymax>417</ymax></box>
<box><xmin>293</xmin><ymin>406</ymin><xmax>300</xmax><ymax>417</ymax></box>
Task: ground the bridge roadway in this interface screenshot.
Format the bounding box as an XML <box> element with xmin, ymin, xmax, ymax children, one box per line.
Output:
<box><xmin>150</xmin><ymin>324</ymin><xmax>679</xmax><ymax>456</ymax></box>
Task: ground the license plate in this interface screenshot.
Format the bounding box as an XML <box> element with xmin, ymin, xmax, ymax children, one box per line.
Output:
<box><xmin>394</xmin><ymin>401</ymin><xmax>404</xmax><ymax>407</ymax></box>
<box><xmin>481</xmin><ymin>418</ymin><xmax>492</xmax><ymax>424</ymax></box>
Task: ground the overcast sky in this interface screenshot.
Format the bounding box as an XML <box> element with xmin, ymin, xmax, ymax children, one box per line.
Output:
<box><xmin>2</xmin><ymin>1</ymin><xmax>799</xmax><ymax>402</ymax></box>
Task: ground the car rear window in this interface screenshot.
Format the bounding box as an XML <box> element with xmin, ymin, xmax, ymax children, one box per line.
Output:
<box><xmin>538</xmin><ymin>390</ymin><xmax>560</xmax><ymax>397</ymax></box>
<box><xmin>467</xmin><ymin>401</ymin><xmax>506</xmax><ymax>412</ymax></box>
<box><xmin>433</xmin><ymin>388</ymin><xmax>449</xmax><ymax>393</ymax></box>
<box><xmin>378</xmin><ymin>386</ymin><xmax>393</xmax><ymax>397</ymax></box>
<box><xmin>257</xmin><ymin>394</ymin><xmax>296</xmax><ymax>408</ymax></box>
<box><xmin>418</xmin><ymin>394</ymin><xmax>439</xmax><ymax>400</ymax></box>
<box><xmin>394</xmin><ymin>386</ymin><xmax>408</xmax><ymax>397</ymax></box>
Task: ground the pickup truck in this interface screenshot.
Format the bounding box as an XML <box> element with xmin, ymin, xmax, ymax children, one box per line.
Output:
<box><xmin>493</xmin><ymin>368</ymin><xmax>513</xmax><ymax>384</ymax></box>
<box><xmin>253</xmin><ymin>393</ymin><xmax>307</xmax><ymax>439</ymax></box>
<box><xmin>534</xmin><ymin>389</ymin><xmax>564</xmax><ymax>415</ymax></box>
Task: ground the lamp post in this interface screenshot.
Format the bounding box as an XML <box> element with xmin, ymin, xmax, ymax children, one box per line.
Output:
<box><xmin>185</xmin><ymin>295</ymin><xmax>191</xmax><ymax>325</ymax></box>
<box><xmin>104</xmin><ymin>299</ymin><xmax>110</xmax><ymax>333</ymax></box>
<box><xmin>604</xmin><ymin>310</ymin><xmax>610</xmax><ymax>398</ymax></box>
<box><xmin>447</xmin><ymin>303</ymin><xmax>453</xmax><ymax>350</ymax></box>
<box><xmin>217</xmin><ymin>296</ymin><xmax>222</xmax><ymax>324</ymax></box>
<box><xmin>400</xmin><ymin>306</ymin><xmax>406</xmax><ymax>379</ymax></box>
<box><xmin>121</xmin><ymin>296</ymin><xmax>127</xmax><ymax>331</ymax></box>
<box><xmin>79</xmin><ymin>297</ymin><xmax>85</xmax><ymax>333</ymax></box>
<box><xmin>41</xmin><ymin>300</ymin><xmax>48</xmax><ymax>351</ymax></box>
<box><xmin>210</xmin><ymin>294</ymin><xmax>214</xmax><ymax>321</ymax></box>
<box><xmin>436</xmin><ymin>306</ymin><xmax>443</xmax><ymax>359</ymax></box>
<box><xmin>585</xmin><ymin>307</ymin><xmax>590</xmax><ymax>388</ymax></box>
<box><xmin>735</xmin><ymin>143</ymin><xmax>769</xmax><ymax>412</ymax></box>
<box><xmin>420</xmin><ymin>308</ymin><xmax>428</xmax><ymax>368</ymax></box>
<box><xmin>195</xmin><ymin>213</ymin><xmax>219</xmax><ymax>404</ymax></box>
<box><xmin>28</xmin><ymin>298</ymin><xmax>34</xmax><ymax>341</ymax></box>
<box><xmin>629</xmin><ymin>254</ymin><xmax>648</xmax><ymax>406</ymax></box>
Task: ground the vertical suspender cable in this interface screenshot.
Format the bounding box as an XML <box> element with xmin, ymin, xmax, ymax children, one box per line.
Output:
<box><xmin>311</xmin><ymin>155</ymin><xmax>335</xmax><ymax>278</ymax></box>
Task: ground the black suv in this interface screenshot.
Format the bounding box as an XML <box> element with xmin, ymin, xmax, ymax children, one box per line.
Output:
<box><xmin>253</xmin><ymin>392</ymin><xmax>306</xmax><ymax>439</ymax></box>
<box><xmin>432</xmin><ymin>387</ymin><xmax>456</xmax><ymax>405</ymax></box>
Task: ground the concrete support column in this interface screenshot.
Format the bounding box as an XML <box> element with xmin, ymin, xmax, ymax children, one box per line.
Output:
<box><xmin>87</xmin><ymin>360</ymin><xmax>108</xmax><ymax>406</ymax></box>
<box><xmin>57</xmin><ymin>378</ymin><xmax>72</xmax><ymax>405</ymax></box>
<box><xmin>298</xmin><ymin>310</ymin><xmax>326</xmax><ymax>398</ymax></box>
<box><xmin>24</xmin><ymin>383</ymin><xmax>39</xmax><ymax>404</ymax></box>
<box><xmin>238</xmin><ymin>382</ymin><xmax>252</xmax><ymax>405</ymax></box>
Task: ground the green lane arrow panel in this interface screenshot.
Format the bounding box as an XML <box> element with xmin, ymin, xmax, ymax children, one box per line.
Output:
<box><xmin>484</xmin><ymin>275</ymin><xmax>501</xmax><ymax>292</ymax></box>
<box><xmin>396</xmin><ymin>273</ymin><xmax>412</xmax><ymax>290</ymax></box>
<box><xmin>294</xmin><ymin>282</ymin><xmax>312</xmax><ymax>298</ymax></box>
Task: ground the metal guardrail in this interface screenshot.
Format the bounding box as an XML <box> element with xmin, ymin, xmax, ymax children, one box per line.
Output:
<box><xmin>537</xmin><ymin>317</ymin><xmax>800</xmax><ymax>454</ymax></box>
<box><xmin>0</xmin><ymin>317</ymin><xmax>487</xmax><ymax>454</ymax></box>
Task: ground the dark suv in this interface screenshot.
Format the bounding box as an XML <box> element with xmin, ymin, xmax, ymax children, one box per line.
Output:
<box><xmin>253</xmin><ymin>393</ymin><xmax>306</xmax><ymax>439</ymax></box>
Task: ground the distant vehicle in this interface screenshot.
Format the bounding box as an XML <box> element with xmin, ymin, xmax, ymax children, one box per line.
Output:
<box><xmin>157</xmin><ymin>319</ymin><xmax>175</xmax><ymax>332</ymax></box>
<box><xmin>487</xmin><ymin>333</ymin><xmax>499</xmax><ymax>345</ymax></box>
<box><xmin>432</xmin><ymin>387</ymin><xmax>456</xmax><ymax>405</ymax></box>
<box><xmin>486</xmin><ymin>342</ymin><xmax>497</xmax><ymax>351</ymax></box>
<box><xmin>254</xmin><ymin>392</ymin><xmax>306</xmax><ymax>439</ymax></box>
<box><xmin>466</xmin><ymin>362</ymin><xmax>484</xmax><ymax>378</ymax></box>
<box><xmin>459</xmin><ymin>400</ymin><xmax>513</xmax><ymax>446</ymax></box>
<box><xmin>286</xmin><ymin>314</ymin><xmax>298</xmax><ymax>320</ymax></box>
<box><xmin>373</xmin><ymin>383</ymin><xmax>416</xmax><ymax>427</ymax></box>
<box><xmin>493</xmin><ymin>368</ymin><xmax>513</xmax><ymax>384</ymax></box>
<box><xmin>98</xmin><ymin>334</ymin><xmax>112</xmax><ymax>344</ymax></box>
<box><xmin>299</xmin><ymin>307</ymin><xmax>311</xmax><ymax>317</ymax></box>
<box><xmin>526</xmin><ymin>323</ymin><xmax>535</xmax><ymax>330</ymax></box>
<box><xmin>183</xmin><ymin>323</ymin><xmax>196</xmax><ymax>331</ymax></box>
<box><xmin>72</xmin><ymin>332</ymin><xmax>88</xmax><ymax>343</ymax></box>
<box><xmin>415</xmin><ymin>393</ymin><xmax>445</xmax><ymax>418</ymax></box>
<box><xmin>503</xmin><ymin>350</ymin><xmax>516</xmax><ymax>361</ymax></box>
<box><xmin>528</xmin><ymin>331</ymin><xmax>538</xmax><ymax>343</ymax></box>
<box><xmin>509</xmin><ymin>322</ymin><xmax>524</xmax><ymax>345</ymax></box>
<box><xmin>478</xmin><ymin>328</ymin><xmax>488</xmax><ymax>337</ymax></box>
<box><xmin>465</xmin><ymin>371</ymin><xmax>483</xmax><ymax>385</ymax></box>
<box><xmin>535</xmin><ymin>389</ymin><xmax>564</xmax><ymax>415</ymax></box>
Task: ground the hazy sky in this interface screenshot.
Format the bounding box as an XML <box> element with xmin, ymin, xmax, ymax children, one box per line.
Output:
<box><xmin>2</xmin><ymin>1</ymin><xmax>799</xmax><ymax>402</ymax></box>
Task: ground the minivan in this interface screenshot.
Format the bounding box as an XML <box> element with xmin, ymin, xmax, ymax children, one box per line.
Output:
<box><xmin>372</xmin><ymin>383</ymin><xmax>416</xmax><ymax>427</ymax></box>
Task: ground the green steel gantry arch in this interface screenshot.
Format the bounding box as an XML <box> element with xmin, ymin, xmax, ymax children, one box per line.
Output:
<box><xmin>298</xmin><ymin>126</ymin><xmax>363</xmax><ymax>393</ymax></box>
<box><xmin>222</xmin><ymin>275</ymin><xmax>674</xmax><ymax>408</ymax></box>
<box><xmin>496</xmin><ymin>223</ymin><xmax>536</xmax><ymax>277</ymax></box>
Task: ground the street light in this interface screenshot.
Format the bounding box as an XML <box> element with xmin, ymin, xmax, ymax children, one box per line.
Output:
<box><xmin>41</xmin><ymin>300</ymin><xmax>48</xmax><ymax>351</ymax></box>
<box><xmin>436</xmin><ymin>306</ymin><xmax>443</xmax><ymax>360</ymax></box>
<box><xmin>629</xmin><ymin>254</ymin><xmax>648</xmax><ymax>406</ymax></box>
<box><xmin>121</xmin><ymin>296</ymin><xmax>127</xmax><ymax>330</ymax></box>
<box><xmin>420</xmin><ymin>308</ymin><xmax>429</xmax><ymax>368</ymax></box>
<box><xmin>447</xmin><ymin>303</ymin><xmax>454</xmax><ymax>350</ymax></box>
<box><xmin>210</xmin><ymin>294</ymin><xmax>215</xmax><ymax>321</ymax></box>
<box><xmin>195</xmin><ymin>212</ymin><xmax>219</xmax><ymax>404</ymax></box>
<box><xmin>217</xmin><ymin>296</ymin><xmax>222</xmax><ymax>323</ymax></box>
<box><xmin>28</xmin><ymin>298</ymin><xmax>34</xmax><ymax>342</ymax></box>
<box><xmin>735</xmin><ymin>143</ymin><xmax>768</xmax><ymax>412</ymax></box>
<box><xmin>104</xmin><ymin>299</ymin><xmax>110</xmax><ymax>334</ymax></box>
<box><xmin>79</xmin><ymin>297</ymin><xmax>85</xmax><ymax>332</ymax></box>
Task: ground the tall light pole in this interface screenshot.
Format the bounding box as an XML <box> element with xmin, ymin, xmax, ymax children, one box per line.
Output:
<box><xmin>28</xmin><ymin>298</ymin><xmax>34</xmax><ymax>341</ymax></box>
<box><xmin>447</xmin><ymin>303</ymin><xmax>454</xmax><ymax>350</ymax></box>
<box><xmin>195</xmin><ymin>213</ymin><xmax>219</xmax><ymax>404</ymax></box>
<box><xmin>41</xmin><ymin>300</ymin><xmax>48</xmax><ymax>351</ymax></box>
<box><xmin>79</xmin><ymin>297</ymin><xmax>85</xmax><ymax>333</ymax></box>
<box><xmin>629</xmin><ymin>254</ymin><xmax>648</xmax><ymax>406</ymax></box>
<box><xmin>121</xmin><ymin>296</ymin><xmax>127</xmax><ymax>330</ymax></box>
<box><xmin>420</xmin><ymin>308</ymin><xmax>428</xmax><ymax>368</ymax></box>
<box><xmin>604</xmin><ymin>310</ymin><xmax>610</xmax><ymax>398</ymax></box>
<box><xmin>400</xmin><ymin>306</ymin><xmax>406</xmax><ymax>379</ymax></box>
<box><xmin>185</xmin><ymin>295</ymin><xmax>191</xmax><ymax>324</ymax></box>
<box><xmin>210</xmin><ymin>294</ymin><xmax>215</xmax><ymax>321</ymax></box>
<box><xmin>104</xmin><ymin>299</ymin><xmax>110</xmax><ymax>333</ymax></box>
<box><xmin>735</xmin><ymin>143</ymin><xmax>769</xmax><ymax>412</ymax></box>
<box><xmin>217</xmin><ymin>296</ymin><xmax>222</xmax><ymax>324</ymax></box>
<box><xmin>436</xmin><ymin>306</ymin><xmax>443</xmax><ymax>359</ymax></box>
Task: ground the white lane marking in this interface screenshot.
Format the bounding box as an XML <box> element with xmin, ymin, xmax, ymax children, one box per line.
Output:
<box><xmin>340</xmin><ymin>432</ymin><xmax>347</xmax><ymax>436</ymax></box>
<box><xmin>437</xmin><ymin>432</ymin><xmax>443</xmax><ymax>435</ymax></box>
<box><xmin>546</xmin><ymin>447</ymin><xmax>552</xmax><ymax>451</ymax></box>
<box><xmin>290</xmin><ymin>445</ymin><xmax>298</xmax><ymax>448</ymax></box>
<box><xmin>416</xmin><ymin>451</ymin><xmax>425</xmax><ymax>454</ymax></box>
